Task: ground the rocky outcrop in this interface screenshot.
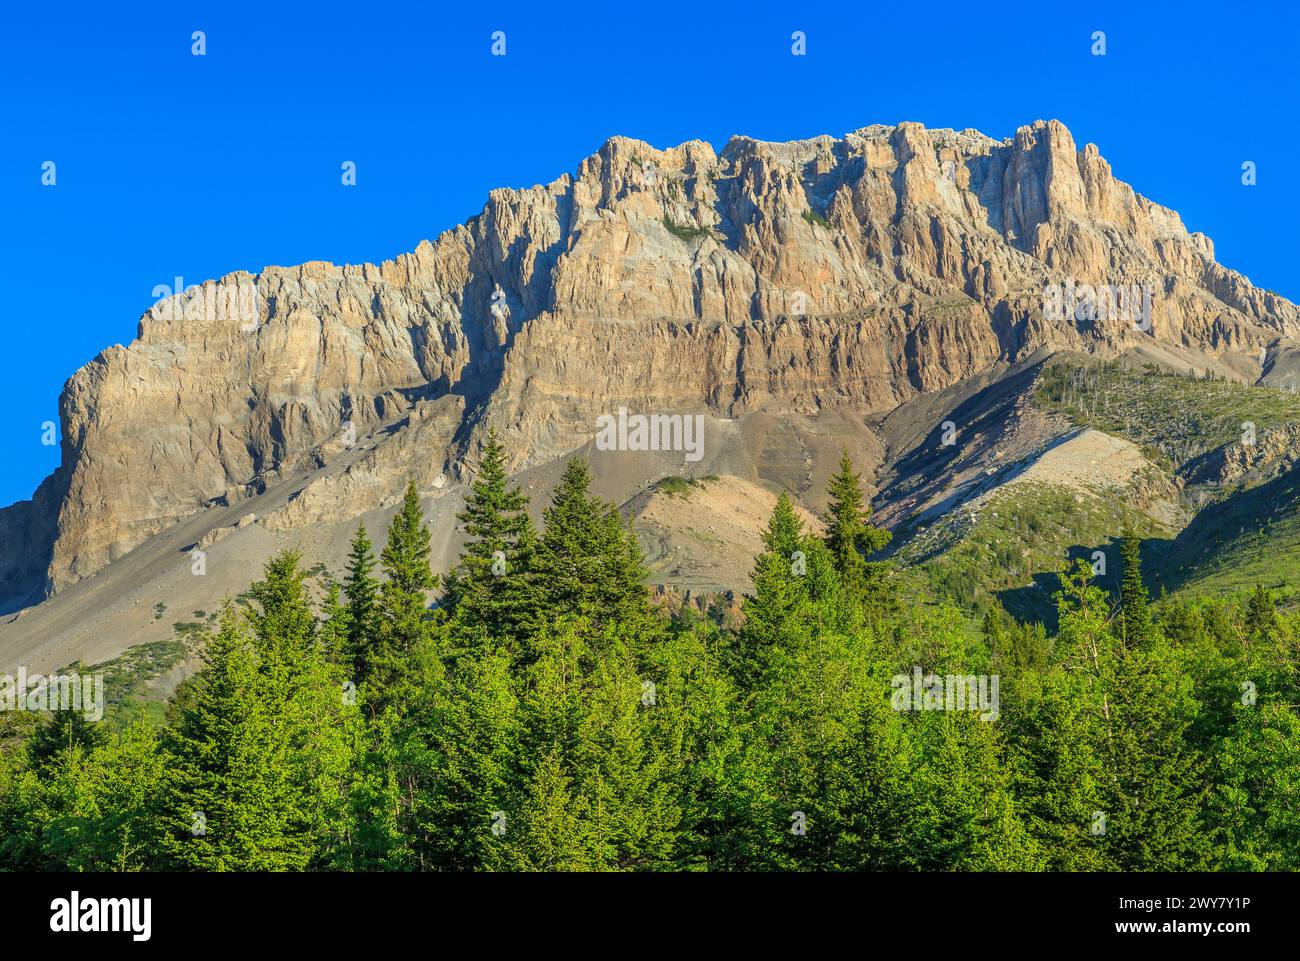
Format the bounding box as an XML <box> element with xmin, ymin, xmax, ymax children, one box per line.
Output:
<box><xmin>5</xmin><ymin>119</ymin><xmax>1298</xmax><ymax>599</ymax></box>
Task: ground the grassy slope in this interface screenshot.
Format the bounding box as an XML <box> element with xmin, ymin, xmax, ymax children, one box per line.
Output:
<box><xmin>888</xmin><ymin>358</ymin><xmax>1300</xmax><ymax>624</ymax></box>
<box><xmin>1036</xmin><ymin>358</ymin><xmax>1300</xmax><ymax>600</ymax></box>
<box><xmin>1036</xmin><ymin>360</ymin><xmax>1300</xmax><ymax>474</ymax></box>
<box><xmin>896</xmin><ymin>482</ymin><xmax>1167</xmax><ymax>625</ymax></box>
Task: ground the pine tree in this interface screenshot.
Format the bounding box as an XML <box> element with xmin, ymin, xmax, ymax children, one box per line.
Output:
<box><xmin>38</xmin><ymin>723</ymin><xmax>167</xmax><ymax>871</ymax></box>
<box><xmin>822</xmin><ymin>450</ymin><xmax>893</xmax><ymax>612</ymax></box>
<box><xmin>444</xmin><ymin>429</ymin><xmax>535</xmax><ymax>638</ymax></box>
<box><xmin>376</xmin><ymin>480</ymin><xmax>439</xmax><ymax>683</ymax></box>
<box><xmin>530</xmin><ymin>459</ymin><xmax>647</xmax><ymax>632</ymax></box>
<box><xmin>1119</xmin><ymin>531</ymin><xmax>1153</xmax><ymax>648</ymax></box>
<box><xmin>1244</xmin><ymin>584</ymin><xmax>1279</xmax><ymax>641</ymax></box>
<box><xmin>342</xmin><ymin>523</ymin><xmax>380</xmax><ymax>677</ymax></box>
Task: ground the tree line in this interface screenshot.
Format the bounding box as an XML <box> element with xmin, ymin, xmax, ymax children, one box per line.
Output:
<box><xmin>0</xmin><ymin>437</ymin><xmax>1296</xmax><ymax>870</ymax></box>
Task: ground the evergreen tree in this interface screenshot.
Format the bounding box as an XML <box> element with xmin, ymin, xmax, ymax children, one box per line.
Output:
<box><xmin>248</xmin><ymin>549</ymin><xmax>315</xmax><ymax>669</ymax></box>
<box><xmin>422</xmin><ymin>647</ymin><xmax>519</xmax><ymax>869</ymax></box>
<box><xmin>161</xmin><ymin>607</ymin><xmax>314</xmax><ymax>870</ymax></box>
<box><xmin>1023</xmin><ymin>560</ymin><xmax>1210</xmax><ymax>870</ymax></box>
<box><xmin>444</xmin><ymin>428</ymin><xmax>535</xmax><ymax>639</ymax></box>
<box><xmin>736</xmin><ymin>492</ymin><xmax>809</xmax><ymax>687</ymax></box>
<box><xmin>26</xmin><ymin>708</ymin><xmax>106</xmax><ymax>773</ymax></box>
<box><xmin>1244</xmin><ymin>584</ymin><xmax>1279</xmax><ymax>641</ymax></box>
<box><xmin>342</xmin><ymin>522</ymin><xmax>380</xmax><ymax>677</ymax></box>
<box><xmin>822</xmin><ymin>450</ymin><xmax>891</xmax><ymax>595</ymax></box>
<box><xmin>375</xmin><ymin>480</ymin><xmax>439</xmax><ymax>687</ymax></box>
<box><xmin>530</xmin><ymin>459</ymin><xmax>647</xmax><ymax>633</ymax></box>
<box><xmin>1118</xmin><ymin>531</ymin><xmax>1153</xmax><ymax>648</ymax></box>
<box><xmin>316</xmin><ymin>579</ymin><xmax>350</xmax><ymax>664</ymax></box>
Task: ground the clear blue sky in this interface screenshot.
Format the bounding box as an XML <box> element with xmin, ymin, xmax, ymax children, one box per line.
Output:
<box><xmin>2</xmin><ymin>0</ymin><xmax>1296</xmax><ymax>508</ymax></box>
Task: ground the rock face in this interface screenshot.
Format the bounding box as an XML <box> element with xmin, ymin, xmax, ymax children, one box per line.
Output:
<box><xmin>2</xmin><ymin>118</ymin><xmax>1297</xmax><ymax>603</ymax></box>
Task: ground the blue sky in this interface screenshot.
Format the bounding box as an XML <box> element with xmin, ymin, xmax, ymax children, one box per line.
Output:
<box><xmin>1</xmin><ymin>0</ymin><xmax>1297</xmax><ymax>508</ymax></box>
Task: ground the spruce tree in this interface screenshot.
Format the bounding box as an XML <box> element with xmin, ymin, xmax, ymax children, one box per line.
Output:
<box><xmin>822</xmin><ymin>450</ymin><xmax>893</xmax><ymax>611</ymax></box>
<box><xmin>248</xmin><ymin>549</ymin><xmax>315</xmax><ymax>670</ymax></box>
<box><xmin>736</xmin><ymin>492</ymin><xmax>809</xmax><ymax>686</ymax></box>
<box><xmin>26</xmin><ymin>708</ymin><xmax>106</xmax><ymax>773</ymax></box>
<box><xmin>316</xmin><ymin>580</ymin><xmax>350</xmax><ymax>664</ymax></box>
<box><xmin>162</xmin><ymin>606</ymin><xmax>314</xmax><ymax>870</ymax></box>
<box><xmin>342</xmin><ymin>522</ymin><xmax>380</xmax><ymax>676</ymax></box>
<box><xmin>444</xmin><ymin>428</ymin><xmax>535</xmax><ymax>636</ymax></box>
<box><xmin>376</xmin><ymin>480</ymin><xmax>439</xmax><ymax>681</ymax></box>
<box><xmin>1244</xmin><ymin>584</ymin><xmax>1279</xmax><ymax>641</ymax></box>
<box><xmin>1119</xmin><ymin>531</ymin><xmax>1153</xmax><ymax>648</ymax></box>
<box><xmin>531</xmin><ymin>458</ymin><xmax>647</xmax><ymax>631</ymax></box>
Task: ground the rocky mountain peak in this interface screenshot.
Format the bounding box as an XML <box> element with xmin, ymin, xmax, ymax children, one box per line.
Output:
<box><xmin>1</xmin><ymin>118</ymin><xmax>1296</xmax><ymax>608</ymax></box>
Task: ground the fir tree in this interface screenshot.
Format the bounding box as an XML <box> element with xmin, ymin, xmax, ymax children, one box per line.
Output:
<box><xmin>342</xmin><ymin>522</ymin><xmax>380</xmax><ymax>677</ymax></box>
<box><xmin>1118</xmin><ymin>531</ymin><xmax>1153</xmax><ymax>648</ymax></box>
<box><xmin>444</xmin><ymin>428</ymin><xmax>535</xmax><ymax>638</ymax></box>
<box><xmin>823</xmin><ymin>451</ymin><xmax>890</xmax><ymax>576</ymax></box>
<box><xmin>376</xmin><ymin>480</ymin><xmax>439</xmax><ymax>682</ymax></box>
<box><xmin>1244</xmin><ymin>584</ymin><xmax>1279</xmax><ymax>641</ymax></box>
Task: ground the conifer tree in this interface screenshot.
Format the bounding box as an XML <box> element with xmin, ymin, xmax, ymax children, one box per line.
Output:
<box><xmin>316</xmin><ymin>580</ymin><xmax>350</xmax><ymax>664</ymax></box>
<box><xmin>1118</xmin><ymin>531</ymin><xmax>1153</xmax><ymax>648</ymax></box>
<box><xmin>248</xmin><ymin>549</ymin><xmax>315</xmax><ymax>670</ymax></box>
<box><xmin>1244</xmin><ymin>583</ymin><xmax>1279</xmax><ymax>641</ymax></box>
<box><xmin>25</xmin><ymin>708</ymin><xmax>106</xmax><ymax>773</ymax></box>
<box><xmin>736</xmin><ymin>492</ymin><xmax>810</xmax><ymax>686</ymax></box>
<box><xmin>342</xmin><ymin>522</ymin><xmax>380</xmax><ymax>676</ymax></box>
<box><xmin>1026</xmin><ymin>559</ymin><xmax>1209</xmax><ymax>869</ymax></box>
<box><xmin>823</xmin><ymin>451</ymin><xmax>891</xmax><ymax>579</ymax></box>
<box><xmin>531</xmin><ymin>459</ymin><xmax>647</xmax><ymax>631</ymax></box>
<box><xmin>31</xmin><ymin>723</ymin><xmax>168</xmax><ymax>871</ymax></box>
<box><xmin>423</xmin><ymin>648</ymin><xmax>519</xmax><ymax>869</ymax></box>
<box><xmin>161</xmin><ymin>606</ymin><xmax>314</xmax><ymax>870</ymax></box>
<box><xmin>444</xmin><ymin>429</ymin><xmax>535</xmax><ymax>637</ymax></box>
<box><xmin>376</xmin><ymin>480</ymin><xmax>439</xmax><ymax>679</ymax></box>
<box><xmin>491</xmin><ymin>750</ymin><xmax>592</xmax><ymax>871</ymax></box>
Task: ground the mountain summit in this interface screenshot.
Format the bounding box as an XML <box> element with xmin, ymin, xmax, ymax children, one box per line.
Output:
<box><xmin>2</xmin><ymin>119</ymin><xmax>1296</xmax><ymax>671</ymax></box>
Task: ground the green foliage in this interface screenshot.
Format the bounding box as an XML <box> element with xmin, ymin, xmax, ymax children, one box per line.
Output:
<box><xmin>1</xmin><ymin>455</ymin><xmax>1297</xmax><ymax>873</ymax></box>
<box><xmin>342</xmin><ymin>522</ymin><xmax>380</xmax><ymax>678</ymax></box>
<box><xmin>1037</xmin><ymin>359</ymin><xmax>1300</xmax><ymax>473</ymax></box>
<box><xmin>654</xmin><ymin>475</ymin><xmax>714</xmax><ymax>497</ymax></box>
<box><xmin>442</xmin><ymin>428</ymin><xmax>535</xmax><ymax>643</ymax></box>
<box><xmin>529</xmin><ymin>459</ymin><xmax>650</xmax><ymax>633</ymax></box>
<box><xmin>661</xmin><ymin>215</ymin><xmax>712</xmax><ymax>242</ymax></box>
<box><xmin>900</xmin><ymin>482</ymin><xmax>1168</xmax><ymax>622</ymax></box>
<box><xmin>822</xmin><ymin>449</ymin><xmax>893</xmax><ymax>611</ymax></box>
<box><xmin>801</xmin><ymin>209</ymin><xmax>830</xmax><ymax>229</ymax></box>
<box><xmin>371</xmin><ymin>480</ymin><xmax>440</xmax><ymax>694</ymax></box>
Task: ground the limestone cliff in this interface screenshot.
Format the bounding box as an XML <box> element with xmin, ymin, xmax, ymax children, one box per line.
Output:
<box><xmin>3</xmin><ymin>119</ymin><xmax>1296</xmax><ymax>601</ymax></box>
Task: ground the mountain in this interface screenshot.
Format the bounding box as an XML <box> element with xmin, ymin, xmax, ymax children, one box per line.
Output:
<box><xmin>3</xmin><ymin>117</ymin><xmax>1299</xmax><ymax>676</ymax></box>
